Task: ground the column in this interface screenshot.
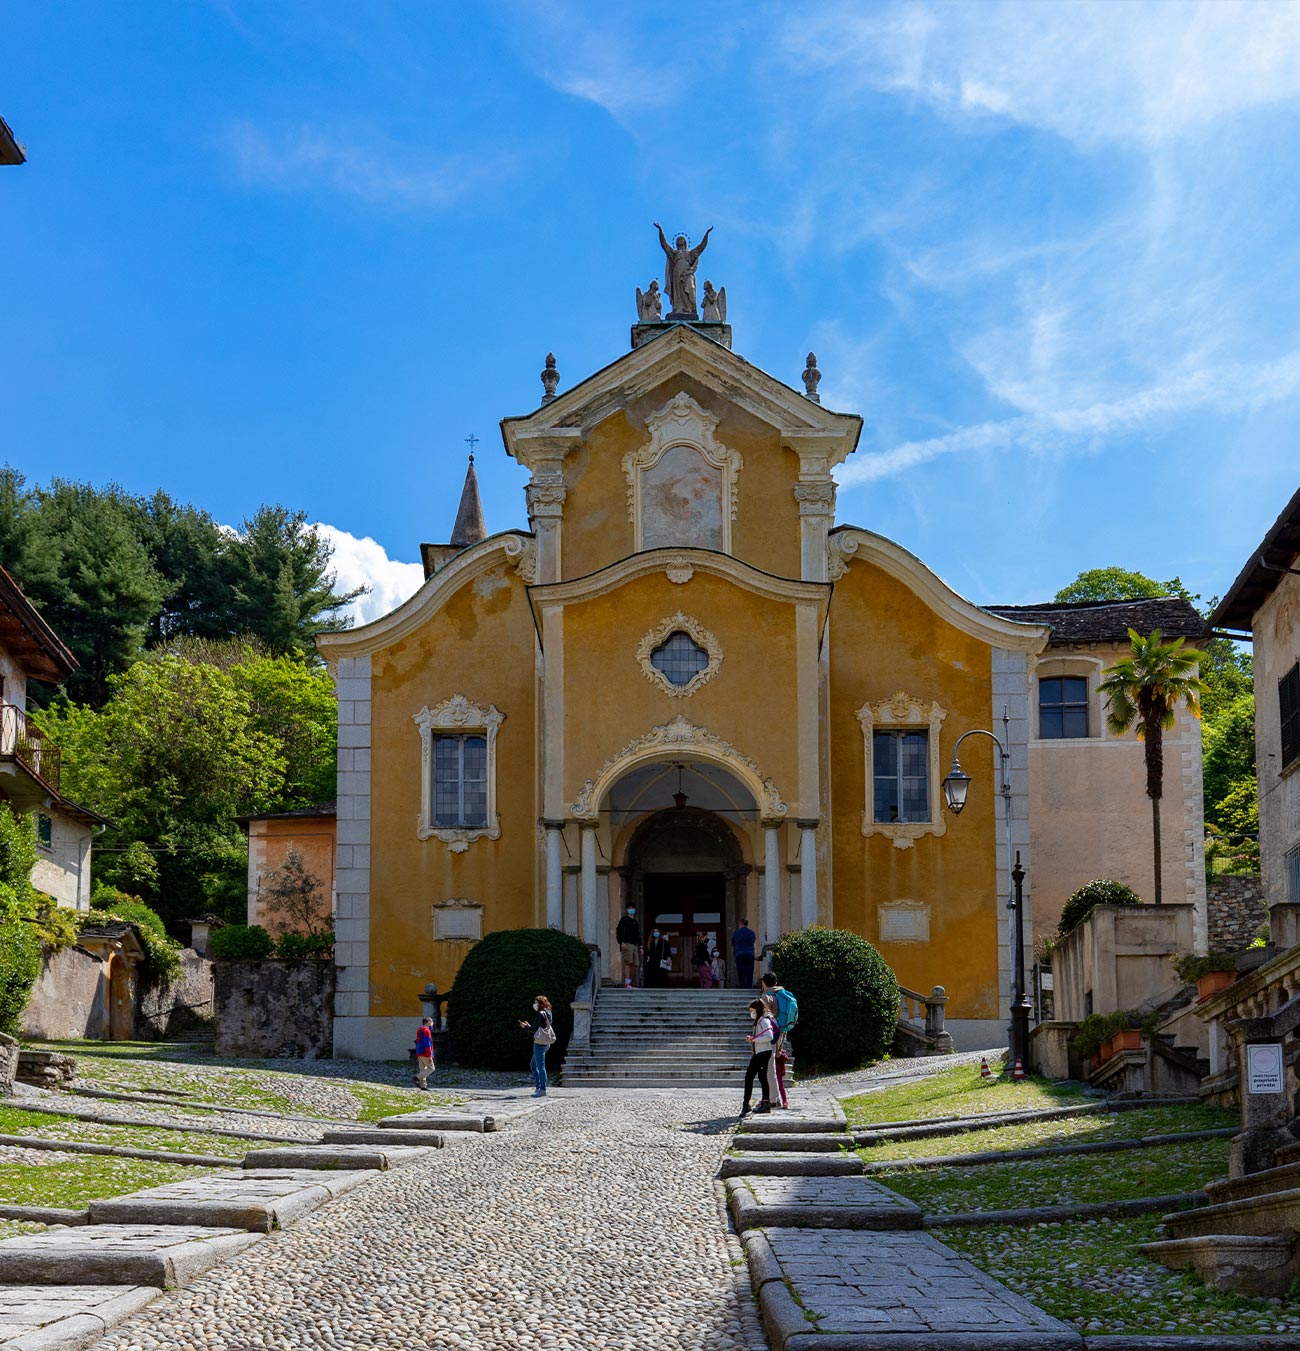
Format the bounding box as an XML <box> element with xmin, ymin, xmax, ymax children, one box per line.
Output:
<box><xmin>763</xmin><ymin>821</ymin><xmax>782</xmax><ymax>951</ymax></box>
<box><xmin>580</xmin><ymin>822</ymin><xmax>600</xmax><ymax>950</ymax></box>
<box><xmin>798</xmin><ymin>819</ymin><xmax>818</xmax><ymax>928</ymax></box>
<box><xmin>544</xmin><ymin>820</ymin><xmax>564</xmax><ymax>930</ymax></box>
<box><xmin>526</xmin><ymin>476</ymin><xmax>567</xmax><ymax>584</ymax></box>
<box><xmin>794</xmin><ymin>479</ymin><xmax>836</xmax><ymax>582</ymax></box>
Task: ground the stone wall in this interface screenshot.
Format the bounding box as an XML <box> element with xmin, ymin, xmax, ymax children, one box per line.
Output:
<box><xmin>1206</xmin><ymin>875</ymin><xmax>1267</xmax><ymax>954</ymax></box>
<box><xmin>0</xmin><ymin>1032</ymin><xmax>16</xmax><ymax>1096</ymax></box>
<box><xmin>23</xmin><ymin>944</ymin><xmax>106</xmax><ymax>1040</ymax></box>
<box><xmin>214</xmin><ymin>959</ymin><xmax>334</xmax><ymax>1059</ymax></box>
<box><xmin>137</xmin><ymin>950</ymin><xmax>214</xmax><ymax>1039</ymax></box>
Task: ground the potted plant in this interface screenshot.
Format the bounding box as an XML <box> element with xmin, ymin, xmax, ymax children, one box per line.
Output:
<box><xmin>1109</xmin><ymin>1010</ymin><xmax>1144</xmax><ymax>1054</ymax></box>
<box><xmin>1069</xmin><ymin>1012</ymin><xmax>1113</xmax><ymax>1069</ymax></box>
<box><xmin>1171</xmin><ymin>953</ymin><xmax>1239</xmax><ymax>999</ymax></box>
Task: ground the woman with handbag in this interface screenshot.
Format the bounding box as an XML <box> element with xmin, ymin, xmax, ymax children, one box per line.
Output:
<box><xmin>645</xmin><ymin>928</ymin><xmax>672</xmax><ymax>988</ymax></box>
<box><xmin>740</xmin><ymin>997</ymin><xmax>778</xmax><ymax>1117</ymax></box>
<box><xmin>518</xmin><ymin>994</ymin><xmax>556</xmax><ymax>1097</ymax></box>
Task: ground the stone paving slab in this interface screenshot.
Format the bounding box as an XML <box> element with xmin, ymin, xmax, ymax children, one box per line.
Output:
<box><xmin>86</xmin><ymin>1168</ymin><xmax>374</xmax><ymax>1233</ymax></box>
<box><xmin>376</xmin><ymin>1112</ymin><xmax>494</xmax><ymax>1132</ymax></box>
<box><xmin>726</xmin><ymin>1176</ymin><xmax>922</xmax><ymax>1231</ymax></box>
<box><xmin>720</xmin><ymin>1152</ymin><xmax>865</xmax><ymax>1179</ymax></box>
<box><xmin>732</xmin><ymin>1132</ymin><xmax>856</xmax><ymax>1152</ymax></box>
<box><xmin>240</xmin><ymin>1145</ymin><xmax>429</xmax><ymax>1171</ymax></box>
<box><xmin>739</xmin><ymin>1116</ymin><xmax>846</xmax><ymax>1135</ymax></box>
<box><xmin>0</xmin><ymin>1224</ymin><xmax>262</xmax><ymax>1289</ymax></box>
<box><xmin>320</xmin><ymin>1128</ymin><xmax>445</xmax><ymax>1147</ymax></box>
<box><xmin>747</xmin><ymin>1228</ymin><xmax>1082</xmax><ymax>1350</ymax></box>
<box><xmin>0</xmin><ymin>1284</ymin><xmax>158</xmax><ymax>1351</ymax></box>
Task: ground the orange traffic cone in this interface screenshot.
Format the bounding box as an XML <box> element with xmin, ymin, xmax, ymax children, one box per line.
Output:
<box><xmin>1012</xmin><ymin>1058</ymin><xmax>1025</xmax><ymax>1081</ymax></box>
<box><xmin>979</xmin><ymin>1057</ymin><xmax>991</xmax><ymax>1080</ymax></box>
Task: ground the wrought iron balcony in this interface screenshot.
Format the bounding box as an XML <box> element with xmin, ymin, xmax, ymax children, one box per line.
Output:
<box><xmin>0</xmin><ymin>702</ymin><xmax>61</xmax><ymax>795</ymax></box>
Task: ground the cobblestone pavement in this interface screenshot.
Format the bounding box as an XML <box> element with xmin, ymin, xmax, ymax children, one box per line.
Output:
<box><xmin>94</xmin><ymin>1092</ymin><xmax>764</xmax><ymax>1351</ymax></box>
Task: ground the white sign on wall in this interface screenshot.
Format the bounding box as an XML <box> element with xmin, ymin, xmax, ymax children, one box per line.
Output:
<box><xmin>1247</xmin><ymin>1043</ymin><xmax>1285</xmax><ymax>1095</ymax></box>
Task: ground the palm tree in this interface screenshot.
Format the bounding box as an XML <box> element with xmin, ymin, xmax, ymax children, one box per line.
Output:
<box><xmin>1099</xmin><ymin>629</ymin><xmax>1204</xmax><ymax>904</ymax></box>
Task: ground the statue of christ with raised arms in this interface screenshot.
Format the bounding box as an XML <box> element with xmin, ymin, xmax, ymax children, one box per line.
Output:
<box><xmin>654</xmin><ymin>222</ymin><xmax>713</xmax><ymax>319</ymax></box>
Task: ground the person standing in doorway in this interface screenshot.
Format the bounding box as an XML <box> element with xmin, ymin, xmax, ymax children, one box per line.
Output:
<box><xmin>413</xmin><ymin>1016</ymin><xmax>435</xmax><ymax>1091</ymax></box>
<box><xmin>761</xmin><ymin>971</ymin><xmax>797</xmax><ymax>1110</ymax></box>
<box><xmin>518</xmin><ymin>995</ymin><xmax>555</xmax><ymax>1097</ymax></box>
<box><xmin>731</xmin><ymin>917</ymin><xmax>757</xmax><ymax>988</ymax></box>
<box><xmin>693</xmin><ymin>937</ymin><xmax>714</xmax><ymax>987</ymax></box>
<box><xmin>645</xmin><ymin>927</ymin><xmax>672</xmax><ymax>987</ymax></box>
<box><xmin>616</xmin><ymin>904</ymin><xmax>642</xmax><ymax>988</ymax></box>
<box><xmin>740</xmin><ymin>997</ymin><xmax>778</xmax><ymax>1117</ymax></box>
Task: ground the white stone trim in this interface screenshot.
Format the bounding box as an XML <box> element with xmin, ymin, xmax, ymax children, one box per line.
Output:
<box><xmin>635</xmin><ymin>612</ymin><xmax>723</xmax><ymax>698</ymax></box>
<box><xmin>993</xmin><ymin>648</ymin><xmax>1033</xmax><ymax>1028</ymax></box>
<box><xmin>332</xmin><ymin>655</ymin><xmax>371</xmax><ymax>1054</ymax></box>
<box><xmin>623</xmin><ymin>392</ymin><xmax>743</xmax><ymax>552</ymax></box>
<box><xmin>856</xmin><ymin>691</ymin><xmax>948</xmax><ymax>849</ymax></box>
<box><xmin>413</xmin><ymin>694</ymin><xmax>505</xmax><ymax>852</ymax></box>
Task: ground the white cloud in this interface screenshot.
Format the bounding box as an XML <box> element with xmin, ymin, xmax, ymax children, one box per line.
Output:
<box><xmin>315</xmin><ymin>524</ymin><xmax>425</xmax><ymax>627</ymax></box>
<box><xmin>838</xmin><ymin>350</ymin><xmax>1300</xmax><ymax>485</ymax></box>
<box><xmin>228</xmin><ymin>121</ymin><xmax>510</xmax><ymax>210</ymax></box>
<box><xmin>782</xmin><ymin>0</ymin><xmax>1300</xmax><ymax>148</ymax></box>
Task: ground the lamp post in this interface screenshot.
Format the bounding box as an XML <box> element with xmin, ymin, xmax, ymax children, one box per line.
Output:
<box><xmin>941</xmin><ymin>709</ymin><xmax>1032</xmax><ymax>1068</ymax></box>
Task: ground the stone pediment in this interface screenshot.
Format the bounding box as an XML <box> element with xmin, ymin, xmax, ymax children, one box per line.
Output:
<box><xmin>500</xmin><ymin>324</ymin><xmax>861</xmax><ymax>476</ymax></box>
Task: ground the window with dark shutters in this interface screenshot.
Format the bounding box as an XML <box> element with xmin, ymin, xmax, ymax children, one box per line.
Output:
<box><xmin>1281</xmin><ymin>662</ymin><xmax>1300</xmax><ymax>770</ymax></box>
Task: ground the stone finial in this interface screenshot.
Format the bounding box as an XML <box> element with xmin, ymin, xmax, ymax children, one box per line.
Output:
<box><xmin>540</xmin><ymin>352</ymin><xmax>559</xmax><ymax>404</ymax></box>
<box><xmin>802</xmin><ymin>352</ymin><xmax>822</xmax><ymax>404</ymax></box>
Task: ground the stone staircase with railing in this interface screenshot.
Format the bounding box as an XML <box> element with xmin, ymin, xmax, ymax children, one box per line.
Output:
<box><xmin>561</xmin><ymin>987</ymin><xmax>755</xmax><ymax>1088</ymax></box>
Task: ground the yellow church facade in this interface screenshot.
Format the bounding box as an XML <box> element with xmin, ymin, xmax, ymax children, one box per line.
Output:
<box><xmin>320</xmin><ymin>318</ymin><xmax>1207</xmax><ymax>1060</ymax></box>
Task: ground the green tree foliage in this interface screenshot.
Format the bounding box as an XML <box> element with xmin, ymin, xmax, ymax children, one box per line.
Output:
<box><xmin>231</xmin><ymin>654</ymin><xmax>336</xmax><ymax>806</ymax></box>
<box><xmin>770</xmin><ymin>927</ymin><xmax>900</xmax><ymax>1068</ymax></box>
<box><xmin>82</xmin><ymin>887</ymin><xmax>182</xmax><ymax>986</ymax></box>
<box><xmin>1054</xmin><ymin>568</ymin><xmax>1189</xmax><ymax>604</ymax></box>
<box><xmin>1203</xmin><ymin>693</ymin><xmax>1256</xmax><ymax>833</ymax></box>
<box><xmin>0</xmin><ymin>803</ymin><xmax>38</xmax><ymax>925</ymax></box>
<box><xmin>447</xmin><ymin>929</ymin><xmax>592</xmax><ymax>1071</ymax></box>
<box><xmin>209</xmin><ymin>924</ymin><xmax>274</xmax><ymax>959</ymax></box>
<box><xmin>0</xmin><ymin>803</ymin><xmax>43</xmax><ymax>1033</ymax></box>
<box><xmin>1058</xmin><ymin>879</ymin><xmax>1142</xmax><ymax>937</ymax></box>
<box><xmin>1099</xmin><ymin>629</ymin><xmax>1204</xmax><ymax>903</ymax></box>
<box><xmin>0</xmin><ymin>471</ymin><xmax>364</xmax><ymax>705</ymax></box>
<box><xmin>0</xmin><ymin>922</ymin><xmax>40</xmax><ymax>1036</ymax></box>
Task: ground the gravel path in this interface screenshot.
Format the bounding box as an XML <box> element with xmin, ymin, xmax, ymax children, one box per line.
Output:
<box><xmin>94</xmin><ymin>1092</ymin><xmax>764</xmax><ymax>1351</ymax></box>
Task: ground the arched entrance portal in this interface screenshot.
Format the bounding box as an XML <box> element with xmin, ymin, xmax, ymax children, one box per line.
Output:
<box><xmin>621</xmin><ymin>804</ymin><xmax>750</xmax><ymax>988</ymax></box>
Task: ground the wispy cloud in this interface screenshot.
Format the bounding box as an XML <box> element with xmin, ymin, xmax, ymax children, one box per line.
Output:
<box><xmin>228</xmin><ymin>121</ymin><xmax>511</xmax><ymax>210</ymax></box>
<box><xmin>782</xmin><ymin>0</ymin><xmax>1300</xmax><ymax>149</ymax></box>
<box><xmin>315</xmin><ymin>524</ymin><xmax>424</xmax><ymax>626</ymax></box>
<box><xmin>839</xmin><ymin>351</ymin><xmax>1300</xmax><ymax>485</ymax></box>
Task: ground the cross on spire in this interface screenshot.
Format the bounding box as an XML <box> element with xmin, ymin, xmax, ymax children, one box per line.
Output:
<box><xmin>464</xmin><ymin>432</ymin><xmax>480</xmax><ymax>462</ymax></box>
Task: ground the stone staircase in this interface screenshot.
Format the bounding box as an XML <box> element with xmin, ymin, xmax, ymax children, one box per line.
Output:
<box><xmin>561</xmin><ymin>987</ymin><xmax>754</xmax><ymax>1088</ymax></box>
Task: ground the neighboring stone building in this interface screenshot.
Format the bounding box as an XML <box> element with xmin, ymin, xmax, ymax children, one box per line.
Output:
<box><xmin>987</xmin><ymin>598</ymin><xmax>1208</xmax><ymax>944</ymax></box>
<box><xmin>0</xmin><ymin>566</ymin><xmax>107</xmax><ymax>908</ymax></box>
<box><xmin>1211</xmin><ymin>482</ymin><xmax>1300</xmax><ymax>913</ymax></box>
<box><xmin>319</xmin><ymin>255</ymin><xmax>1209</xmax><ymax>1059</ymax></box>
<box><xmin>239</xmin><ymin>801</ymin><xmax>337</xmax><ymax>933</ymax></box>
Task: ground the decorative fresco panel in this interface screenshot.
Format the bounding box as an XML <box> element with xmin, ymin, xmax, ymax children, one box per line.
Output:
<box><xmin>641</xmin><ymin>444</ymin><xmax>725</xmax><ymax>550</ymax></box>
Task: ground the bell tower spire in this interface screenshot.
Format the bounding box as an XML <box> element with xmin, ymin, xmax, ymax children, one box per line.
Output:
<box><xmin>450</xmin><ymin>442</ymin><xmax>487</xmax><ymax>549</ymax></box>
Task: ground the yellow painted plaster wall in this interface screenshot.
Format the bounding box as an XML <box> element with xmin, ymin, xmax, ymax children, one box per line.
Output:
<box><xmin>558</xmin><ymin>569</ymin><xmax>803</xmax><ymax>809</ymax></box>
<box><xmin>367</xmin><ymin>563</ymin><xmax>537</xmax><ymax>1013</ymax></box>
<box><xmin>247</xmin><ymin>817</ymin><xmax>337</xmax><ymax>933</ymax></box>
<box><xmin>558</xmin><ymin>377</ymin><xmax>803</xmax><ymax>582</ymax></box>
<box><xmin>828</xmin><ymin>561</ymin><xmax>1001</xmax><ymax>1018</ymax></box>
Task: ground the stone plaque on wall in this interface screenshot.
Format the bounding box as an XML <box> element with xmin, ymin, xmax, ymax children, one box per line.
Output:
<box><xmin>433</xmin><ymin>899</ymin><xmax>483</xmax><ymax>942</ymax></box>
<box><xmin>879</xmin><ymin>900</ymin><xmax>930</xmax><ymax>944</ymax></box>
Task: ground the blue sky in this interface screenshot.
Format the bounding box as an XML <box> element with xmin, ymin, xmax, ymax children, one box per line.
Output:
<box><xmin>5</xmin><ymin>1</ymin><xmax>1300</xmax><ymax>623</ymax></box>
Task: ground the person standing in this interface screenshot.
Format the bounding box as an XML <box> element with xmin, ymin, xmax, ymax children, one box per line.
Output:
<box><xmin>760</xmin><ymin>971</ymin><xmax>798</xmax><ymax>1110</ymax></box>
<box><xmin>693</xmin><ymin>937</ymin><xmax>714</xmax><ymax>988</ymax></box>
<box><xmin>616</xmin><ymin>905</ymin><xmax>642</xmax><ymax>988</ymax></box>
<box><xmin>740</xmin><ymin>997</ymin><xmax>778</xmax><ymax>1117</ymax></box>
<box><xmin>518</xmin><ymin>995</ymin><xmax>555</xmax><ymax>1097</ymax></box>
<box><xmin>413</xmin><ymin>1016</ymin><xmax>436</xmax><ymax>1091</ymax></box>
<box><xmin>645</xmin><ymin>927</ymin><xmax>672</xmax><ymax>987</ymax></box>
<box><xmin>731</xmin><ymin>917</ymin><xmax>757</xmax><ymax>988</ymax></box>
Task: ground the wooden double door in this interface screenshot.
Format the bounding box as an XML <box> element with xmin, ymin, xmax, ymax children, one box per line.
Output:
<box><xmin>643</xmin><ymin>872</ymin><xmax>726</xmax><ymax>987</ymax></box>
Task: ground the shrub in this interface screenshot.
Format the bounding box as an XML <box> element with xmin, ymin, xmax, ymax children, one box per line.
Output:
<box><xmin>1171</xmin><ymin>952</ymin><xmax>1238</xmax><ymax>984</ymax></box>
<box><xmin>274</xmin><ymin>929</ymin><xmax>334</xmax><ymax>960</ymax></box>
<box><xmin>447</xmin><ymin>928</ymin><xmax>592</xmax><ymax>1071</ymax></box>
<box><xmin>82</xmin><ymin>891</ymin><xmax>182</xmax><ymax>986</ymax></box>
<box><xmin>1058</xmin><ymin>879</ymin><xmax>1142</xmax><ymax>937</ymax></box>
<box><xmin>771</xmin><ymin>926</ymin><xmax>900</xmax><ymax>1069</ymax></box>
<box><xmin>209</xmin><ymin>923</ymin><xmax>274</xmax><ymax>959</ymax></box>
<box><xmin>0</xmin><ymin>921</ymin><xmax>41</xmax><ymax>1036</ymax></box>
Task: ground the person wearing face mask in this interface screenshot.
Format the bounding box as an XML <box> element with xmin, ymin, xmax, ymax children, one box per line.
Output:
<box><xmin>616</xmin><ymin>904</ymin><xmax>642</xmax><ymax>988</ymax></box>
<box><xmin>518</xmin><ymin>994</ymin><xmax>555</xmax><ymax>1097</ymax></box>
<box><xmin>645</xmin><ymin>927</ymin><xmax>672</xmax><ymax>987</ymax></box>
<box><xmin>740</xmin><ymin>997</ymin><xmax>778</xmax><ymax>1117</ymax></box>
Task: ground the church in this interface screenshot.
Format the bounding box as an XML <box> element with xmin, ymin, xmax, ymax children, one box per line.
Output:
<box><xmin>318</xmin><ymin>233</ymin><xmax>1207</xmax><ymax>1059</ymax></box>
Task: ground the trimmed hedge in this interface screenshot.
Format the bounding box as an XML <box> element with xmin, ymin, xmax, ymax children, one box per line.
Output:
<box><xmin>1058</xmin><ymin>879</ymin><xmax>1142</xmax><ymax>937</ymax></box>
<box><xmin>771</xmin><ymin>926</ymin><xmax>899</xmax><ymax>1069</ymax></box>
<box><xmin>0</xmin><ymin>921</ymin><xmax>41</xmax><ymax>1036</ymax></box>
<box><xmin>209</xmin><ymin>923</ymin><xmax>274</xmax><ymax>959</ymax></box>
<box><xmin>447</xmin><ymin>928</ymin><xmax>592</xmax><ymax>1071</ymax></box>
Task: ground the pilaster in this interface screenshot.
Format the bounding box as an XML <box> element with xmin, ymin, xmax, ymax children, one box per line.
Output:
<box><xmin>332</xmin><ymin>655</ymin><xmax>372</xmax><ymax>1041</ymax></box>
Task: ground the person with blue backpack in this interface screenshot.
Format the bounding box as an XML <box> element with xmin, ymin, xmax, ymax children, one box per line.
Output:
<box><xmin>760</xmin><ymin>971</ymin><xmax>798</xmax><ymax>1109</ymax></box>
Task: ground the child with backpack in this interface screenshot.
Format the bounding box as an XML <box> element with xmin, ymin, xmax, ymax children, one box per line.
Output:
<box><xmin>760</xmin><ymin>971</ymin><xmax>798</xmax><ymax>1109</ymax></box>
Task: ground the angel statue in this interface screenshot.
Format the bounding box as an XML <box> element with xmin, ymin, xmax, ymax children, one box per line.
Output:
<box><xmin>654</xmin><ymin>222</ymin><xmax>712</xmax><ymax>318</ymax></box>
<box><xmin>635</xmin><ymin>278</ymin><xmax>663</xmax><ymax>322</ymax></box>
<box><xmin>702</xmin><ymin>280</ymin><xmax>726</xmax><ymax>323</ymax></box>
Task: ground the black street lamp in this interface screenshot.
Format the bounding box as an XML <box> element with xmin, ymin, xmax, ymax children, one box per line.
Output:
<box><xmin>941</xmin><ymin>710</ymin><xmax>1032</xmax><ymax>1068</ymax></box>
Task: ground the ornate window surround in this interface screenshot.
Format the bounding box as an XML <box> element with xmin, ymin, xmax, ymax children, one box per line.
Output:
<box><xmin>635</xmin><ymin>612</ymin><xmax>723</xmax><ymax>698</ymax></box>
<box><xmin>855</xmin><ymin>690</ymin><xmax>948</xmax><ymax>849</ymax></box>
<box><xmin>414</xmin><ymin>694</ymin><xmax>505</xmax><ymax>852</ymax></box>
<box><xmin>622</xmin><ymin>391</ymin><xmax>743</xmax><ymax>553</ymax></box>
